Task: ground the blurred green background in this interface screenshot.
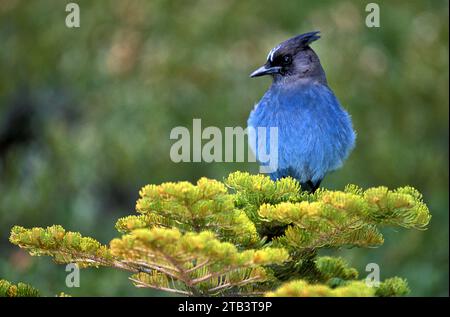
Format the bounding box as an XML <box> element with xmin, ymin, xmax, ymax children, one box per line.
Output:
<box><xmin>0</xmin><ymin>0</ymin><xmax>448</xmax><ymax>296</ymax></box>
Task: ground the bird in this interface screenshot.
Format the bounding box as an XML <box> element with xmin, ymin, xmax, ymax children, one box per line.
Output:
<box><xmin>248</xmin><ymin>31</ymin><xmax>356</xmax><ymax>193</ymax></box>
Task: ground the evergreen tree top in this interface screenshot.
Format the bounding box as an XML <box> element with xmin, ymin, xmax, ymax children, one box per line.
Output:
<box><xmin>7</xmin><ymin>172</ymin><xmax>430</xmax><ymax>297</ymax></box>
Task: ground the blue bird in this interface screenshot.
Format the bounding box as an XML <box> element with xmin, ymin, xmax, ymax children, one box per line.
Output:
<box><xmin>248</xmin><ymin>31</ymin><xmax>356</xmax><ymax>193</ymax></box>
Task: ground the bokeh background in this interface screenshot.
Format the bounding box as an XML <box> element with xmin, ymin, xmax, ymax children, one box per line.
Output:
<box><xmin>0</xmin><ymin>0</ymin><xmax>448</xmax><ymax>296</ymax></box>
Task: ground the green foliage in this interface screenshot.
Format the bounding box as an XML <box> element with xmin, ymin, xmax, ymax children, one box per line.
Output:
<box><xmin>10</xmin><ymin>225</ymin><xmax>113</xmax><ymax>268</ymax></box>
<box><xmin>0</xmin><ymin>279</ymin><xmax>39</xmax><ymax>297</ymax></box>
<box><xmin>122</xmin><ymin>177</ymin><xmax>260</xmax><ymax>247</ymax></box>
<box><xmin>111</xmin><ymin>228</ymin><xmax>288</xmax><ymax>295</ymax></box>
<box><xmin>266</xmin><ymin>280</ymin><xmax>375</xmax><ymax>297</ymax></box>
<box><xmin>315</xmin><ymin>256</ymin><xmax>359</xmax><ymax>282</ymax></box>
<box><xmin>9</xmin><ymin>172</ymin><xmax>430</xmax><ymax>296</ymax></box>
<box><xmin>259</xmin><ymin>185</ymin><xmax>430</xmax><ymax>251</ymax></box>
<box><xmin>375</xmin><ymin>277</ymin><xmax>410</xmax><ymax>297</ymax></box>
<box><xmin>266</xmin><ymin>275</ymin><xmax>409</xmax><ymax>297</ymax></box>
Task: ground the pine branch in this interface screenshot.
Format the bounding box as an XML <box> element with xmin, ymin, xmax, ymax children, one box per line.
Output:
<box><xmin>8</xmin><ymin>171</ymin><xmax>430</xmax><ymax>297</ymax></box>
<box><xmin>0</xmin><ymin>279</ymin><xmax>39</xmax><ymax>297</ymax></box>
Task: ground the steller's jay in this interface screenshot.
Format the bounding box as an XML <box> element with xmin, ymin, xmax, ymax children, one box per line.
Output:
<box><xmin>248</xmin><ymin>31</ymin><xmax>356</xmax><ymax>193</ymax></box>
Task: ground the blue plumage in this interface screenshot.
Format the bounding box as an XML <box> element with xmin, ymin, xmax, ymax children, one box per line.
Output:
<box><xmin>248</xmin><ymin>31</ymin><xmax>355</xmax><ymax>192</ymax></box>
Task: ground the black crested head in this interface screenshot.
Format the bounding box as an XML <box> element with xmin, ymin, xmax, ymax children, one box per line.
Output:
<box><xmin>250</xmin><ymin>31</ymin><xmax>327</xmax><ymax>85</ymax></box>
<box><xmin>267</xmin><ymin>31</ymin><xmax>321</xmax><ymax>62</ymax></box>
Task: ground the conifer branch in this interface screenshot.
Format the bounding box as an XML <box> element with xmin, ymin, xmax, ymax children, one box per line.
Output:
<box><xmin>8</xmin><ymin>171</ymin><xmax>430</xmax><ymax>297</ymax></box>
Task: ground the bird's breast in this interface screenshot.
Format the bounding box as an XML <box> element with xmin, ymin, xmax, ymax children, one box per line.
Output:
<box><xmin>248</xmin><ymin>83</ymin><xmax>355</xmax><ymax>182</ymax></box>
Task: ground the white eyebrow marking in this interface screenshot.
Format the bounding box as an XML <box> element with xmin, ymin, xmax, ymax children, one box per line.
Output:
<box><xmin>267</xmin><ymin>44</ymin><xmax>281</xmax><ymax>62</ymax></box>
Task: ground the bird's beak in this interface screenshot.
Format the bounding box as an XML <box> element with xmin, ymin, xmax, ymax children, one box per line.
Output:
<box><xmin>250</xmin><ymin>64</ymin><xmax>282</xmax><ymax>78</ymax></box>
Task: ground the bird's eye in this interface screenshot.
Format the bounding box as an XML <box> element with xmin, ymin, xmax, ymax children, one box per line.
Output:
<box><xmin>282</xmin><ymin>55</ymin><xmax>292</xmax><ymax>65</ymax></box>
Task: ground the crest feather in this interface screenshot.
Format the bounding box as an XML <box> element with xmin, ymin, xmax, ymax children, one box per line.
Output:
<box><xmin>267</xmin><ymin>31</ymin><xmax>321</xmax><ymax>62</ymax></box>
<box><xmin>290</xmin><ymin>31</ymin><xmax>321</xmax><ymax>48</ymax></box>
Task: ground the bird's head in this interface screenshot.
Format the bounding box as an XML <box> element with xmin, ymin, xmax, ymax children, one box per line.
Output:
<box><xmin>250</xmin><ymin>31</ymin><xmax>326</xmax><ymax>84</ymax></box>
